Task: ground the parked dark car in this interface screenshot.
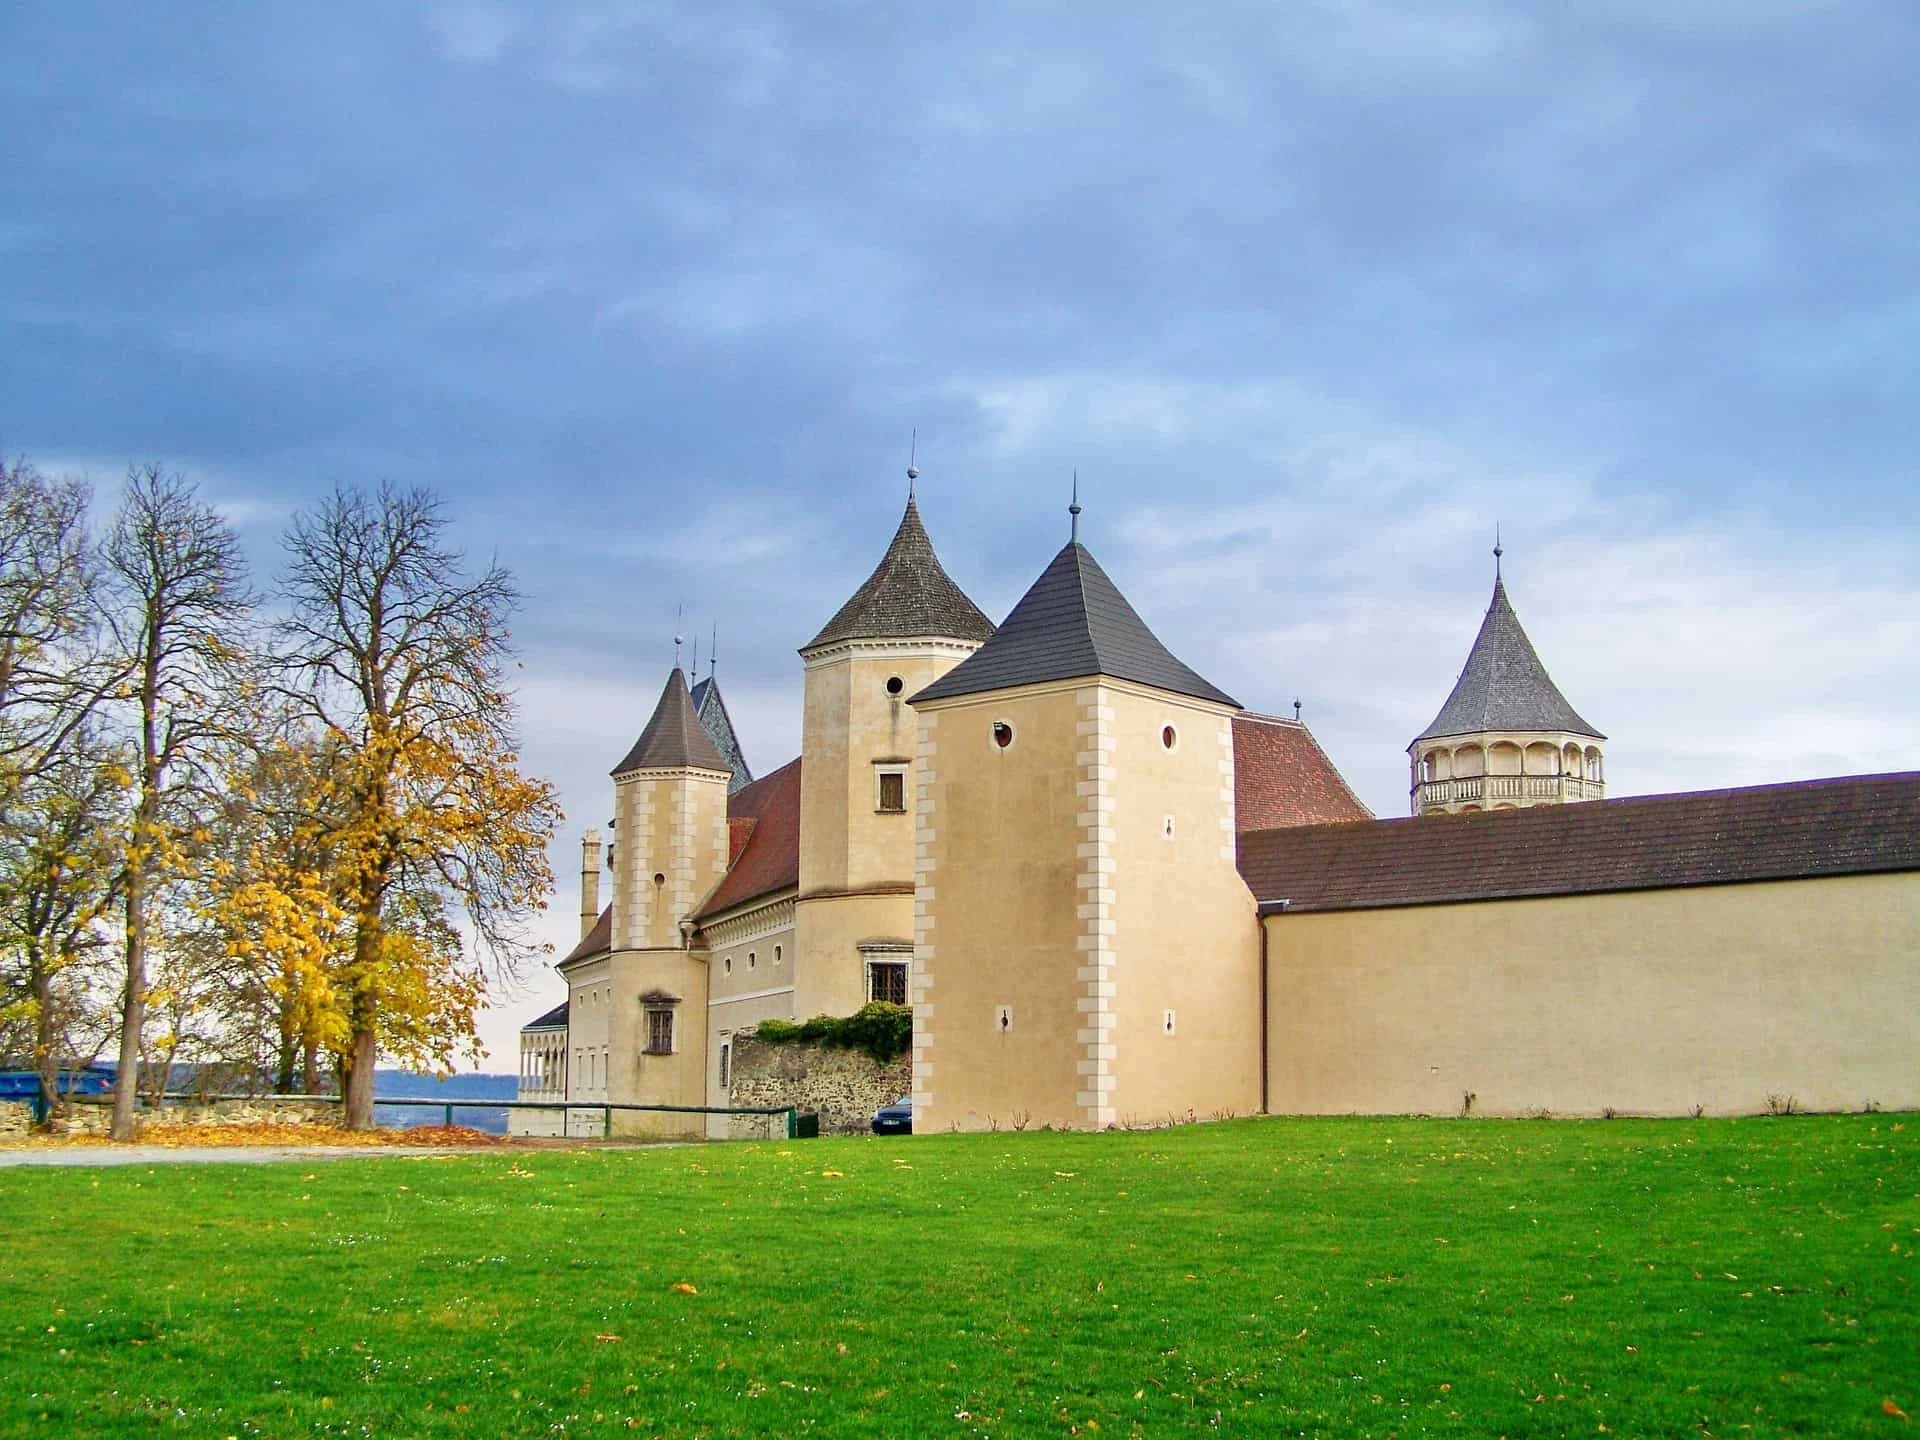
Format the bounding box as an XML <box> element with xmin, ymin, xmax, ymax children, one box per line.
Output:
<box><xmin>871</xmin><ymin>1096</ymin><xmax>912</xmax><ymax>1135</ymax></box>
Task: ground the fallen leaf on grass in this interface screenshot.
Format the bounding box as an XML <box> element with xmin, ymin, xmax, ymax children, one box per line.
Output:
<box><xmin>595</xmin><ymin>1334</ymin><xmax>622</xmax><ymax>1344</ymax></box>
<box><xmin>820</xmin><ymin>1170</ymin><xmax>844</xmax><ymax>1179</ymax></box>
<box><xmin>1885</xmin><ymin>1399</ymin><xmax>1909</xmax><ymax>1422</ymax></box>
<box><xmin>670</xmin><ymin>1282</ymin><xmax>698</xmax><ymax>1296</ymax></box>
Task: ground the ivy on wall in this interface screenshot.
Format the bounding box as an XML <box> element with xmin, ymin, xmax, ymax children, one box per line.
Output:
<box><xmin>754</xmin><ymin>1002</ymin><xmax>912</xmax><ymax>1064</ymax></box>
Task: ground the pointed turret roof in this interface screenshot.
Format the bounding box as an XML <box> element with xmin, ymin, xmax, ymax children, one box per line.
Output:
<box><xmin>690</xmin><ymin>674</ymin><xmax>753</xmax><ymax>794</ymax></box>
<box><xmin>612</xmin><ymin>667</ymin><xmax>732</xmax><ymax>776</ymax></box>
<box><xmin>911</xmin><ymin>541</ymin><xmax>1238</xmax><ymax>708</ymax></box>
<box><xmin>1414</xmin><ymin>577</ymin><xmax>1603</xmax><ymax>743</ymax></box>
<box><xmin>803</xmin><ymin>496</ymin><xmax>995</xmax><ymax>651</ymax></box>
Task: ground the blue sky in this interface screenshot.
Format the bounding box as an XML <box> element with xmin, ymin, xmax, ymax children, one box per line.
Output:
<box><xmin>5</xmin><ymin>3</ymin><xmax>1917</xmax><ymax>1064</ymax></box>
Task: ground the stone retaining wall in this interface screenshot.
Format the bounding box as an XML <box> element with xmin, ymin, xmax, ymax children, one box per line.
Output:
<box><xmin>726</xmin><ymin>1031</ymin><xmax>910</xmax><ymax>1137</ymax></box>
<box><xmin>0</xmin><ymin>1102</ymin><xmax>30</xmax><ymax>1138</ymax></box>
<box><xmin>29</xmin><ymin>1096</ymin><xmax>344</xmax><ymax>1136</ymax></box>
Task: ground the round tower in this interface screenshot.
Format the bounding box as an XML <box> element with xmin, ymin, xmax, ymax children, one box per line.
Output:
<box><xmin>1410</xmin><ymin>546</ymin><xmax>1605</xmax><ymax>816</ymax></box>
<box><xmin>792</xmin><ymin>486</ymin><xmax>995</xmax><ymax>1017</ymax></box>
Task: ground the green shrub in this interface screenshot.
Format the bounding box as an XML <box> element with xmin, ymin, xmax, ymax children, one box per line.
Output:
<box><xmin>754</xmin><ymin>1002</ymin><xmax>912</xmax><ymax>1063</ymax></box>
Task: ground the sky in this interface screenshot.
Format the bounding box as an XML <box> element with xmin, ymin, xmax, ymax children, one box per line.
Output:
<box><xmin>4</xmin><ymin>3</ymin><xmax>1917</xmax><ymax>1070</ymax></box>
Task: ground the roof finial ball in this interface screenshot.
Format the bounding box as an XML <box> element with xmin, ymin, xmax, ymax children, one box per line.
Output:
<box><xmin>1494</xmin><ymin>525</ymin><xmax>1503</xmax><ymax>581</ymax></box>
<box><xmin>1069</xmin><ymin>469</ymin><xmax>1082</xmax><ymax>543</ymax></box>
<box><xmin>906</xmin><ymin>427</ymin><xmax>919</xmax><ymax>498</ymax></box>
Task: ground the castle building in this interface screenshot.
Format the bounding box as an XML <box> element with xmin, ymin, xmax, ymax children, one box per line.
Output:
<box><xmin>1409</xmin><ymin>547</ymin><xmax>1605</xmax><ymax>816</ymax></box>
<box><xmin>518</xmin><ymin>484</ymin><xmax>1920</xmax><ymax>1132</ymax></box>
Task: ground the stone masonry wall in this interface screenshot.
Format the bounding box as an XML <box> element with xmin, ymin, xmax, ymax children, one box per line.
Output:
<box><xmin>726</xmin><ymin>1030</ymin><xmax>911</xmax><ymax>1137</ymax></box>
<box><xmin>3</xmin><ymin>1096</ymin><xmax>344</xmax><ymax>1137</ymax></box>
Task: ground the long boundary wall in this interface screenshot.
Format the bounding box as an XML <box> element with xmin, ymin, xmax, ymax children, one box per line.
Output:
<box><xmin>1264</xmin><ymin>870</ymin><xmax>1920</xmax><ymax>1118</ymax></box>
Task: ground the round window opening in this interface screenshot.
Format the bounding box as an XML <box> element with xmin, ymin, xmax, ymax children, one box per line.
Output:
<box><xmin>885</xmin><ymin>675</ymin><xmax>904</xmax><ymax>696</ymax></box>
<box><xmin>652</xmin><ymin>872</ymin><xmax>665</xmax><ymax>886</ymax></box>
<box><xmin>1162</xmin><ymin>724</ymin><xmax>1178</xmax><ymax>750</ymax></box>
<box><xmin>723</xmin><ymin>957</ymin><xmax>732</xmax><ymax>975</ymax></box>
<box><xmin>992</xmin><ymin>721</ymin><xmax>1015</xmax><ymax>749</ymax></box>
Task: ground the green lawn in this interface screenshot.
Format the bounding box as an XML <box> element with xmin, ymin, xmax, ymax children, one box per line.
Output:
<box><xmin>0</xmin><ymin>1117</ymin><xmax>1914</xmax><ymax>1438</ymax></box>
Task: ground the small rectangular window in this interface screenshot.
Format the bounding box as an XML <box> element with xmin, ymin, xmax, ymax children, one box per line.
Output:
<box><xmin>645</xmin><ymin>1008</ymin><xmax>674</xmax><ymax>1054</ymax></box>
<box><xmin>867</xmin><ymin>960</ymin><xmax>908</xmax><ymax>1005</ymax></box>
<box><xmin>875</xmin><ymin>765</ymin><xmax>907</xmax><ymax>813</ymax></box>
<box><xmin>718</xmin><ymin>1042</ymin><xmax>730</xmax><ymax>1089</ymax></box>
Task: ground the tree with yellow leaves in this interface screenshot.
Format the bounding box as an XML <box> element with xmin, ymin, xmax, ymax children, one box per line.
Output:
<box><xmin>272</xmin><ymin>483</ymin><xmax>560</xmax><ymax>1128</ymax></box>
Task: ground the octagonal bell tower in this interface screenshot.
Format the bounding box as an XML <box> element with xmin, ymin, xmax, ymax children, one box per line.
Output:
<box><xmin>1410</xmin><ymin>543</ymin><xmax>1606</xmax><ymax>816</ymax></box>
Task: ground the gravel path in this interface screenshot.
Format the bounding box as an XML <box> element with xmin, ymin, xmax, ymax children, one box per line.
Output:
<box><xmin>0</xmin><ymin>1144</ymin><xmax>497</xmax><ymax>1168</ymax></box>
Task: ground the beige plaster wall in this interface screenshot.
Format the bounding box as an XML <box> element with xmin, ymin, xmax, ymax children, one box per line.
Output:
<box><xmin>798</xmin><ymin>642</ymin><xmax>976</xmax><ymax>896</ymax></box>
<box><xmin>1264</xmin><ymin>871</ymin><xmax>1920</xmax><ymax>1117</ymax></box>
<box><xmin>1104</xmin><ymin>687</ymin><xmax>1262</xmax><ymax>1126</ymax></box>
<box><xmin>913</xmin><ymin>682</ymin><xmax>1127</xmax><ymax>1132</ymax></box>
<box><xmin>611</xmin><ymin>766</ymin><xmax>731</xmax><ymax>952</ymax></box>
<box><xmin>796</xmin><ymin>642</ymin><xmax>975</xmax><ymax>1011</ymax></box>
<box><xmin>793</xmin><ymin>891</ymin><xmax>913</xmax><ymax>1017</ymax></box>
<box><xmin>600</xmin><ymin>947</ymin><xmax>709</xmax><ymax>1137</ymax></box>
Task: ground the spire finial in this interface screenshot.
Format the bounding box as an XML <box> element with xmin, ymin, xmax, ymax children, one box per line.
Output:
<box><xmin>1293</xmin><ymin>698</ymin><xmax>1302</xmax><ymax>722</ymax></box>
<box><xmin>1069</xmin><ymin>469</ymin><xmax>1082</xmax><ymax>542</ymax></box>
<box><xmin>906</xmin><ymin>428</ymin><xmax>919</xmax><ymax>498</ymax></box>
<box><xmin>673</xmin><ymin>601</ymin><xmax>685</xmax><ymax>671</ymax></box>
<box><xmin>709</xmin><ymin>622</ymin><xmax>718</xmax><ymax>679</ymax></box>
<box><xmin>1493</xmin><ymin>525</ymin><xmax>1503</xmax><ymax>580</ymax></box>
<box><xmin>690</xmin><ymin>630</ymin><xmax>699</xmax><ymax>679</ymax></box>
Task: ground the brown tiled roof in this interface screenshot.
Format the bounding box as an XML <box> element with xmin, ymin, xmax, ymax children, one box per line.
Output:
<box><xmin>1238</xmin><ymin>772</ymin><xmax>1920</xmax><ymax>914</ymax></box>
<box><xmin>1233</xmin><ymin>713</ymin><xmax>1373</xmax><ymax>831</ymax></box>
<box><xmin>558</xmin><ymin>905</ymin><xmax>612</xmax><ymax>966</ymax></box>
<box><xmin>804</xmin><ymin>497</ymin><xmax>994</xmax><ymax>651</ymax></box>
<box><xmin>612</xmin><ymin>667</ymin><xmax>731</xmax><ymax>777</ymax></box>
<box><xmin>695</xmin><ymin>757</ymin><xmax>803</xmax><ymax>920</ymax></box>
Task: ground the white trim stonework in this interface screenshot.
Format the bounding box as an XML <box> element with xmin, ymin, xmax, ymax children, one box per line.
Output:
<box><xmin>910</xmin><ymin>709</ymin><xmax>939</xmax><ymax>1116</ymax></box>
<box><xmin>700</xmin><ymin>894</ymin><xmax>798</xmax><ymax>950</ymax></box>
<box><xmin>1074</xmin><ymin>685</ymin><xmax>1117</xmax><ymax>1128</ymax></box>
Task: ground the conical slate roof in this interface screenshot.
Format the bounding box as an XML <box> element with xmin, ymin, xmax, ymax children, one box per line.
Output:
<box><xmin>1414</xmin><ymin>577</ymin><xmax>1603</xmax><ymax>744</ymax></box>
<box><xmin>690</xmin><ymin>674</ymin><xmax>753</xmax><ymax>794</ymax></box>
<box><xmin>911</xmin><ymin>541</ymin><xmax>1238</xmax><ymax>708</ymax></box>
<box><xmin>803</xmin><ymin>496</ymin><xmax>995</xmax><ymax>651</ymax></box>
<box><xmin>612</xmin><ymin>667</ymin><xmax>732</xmax><ymax>776</ymax></box>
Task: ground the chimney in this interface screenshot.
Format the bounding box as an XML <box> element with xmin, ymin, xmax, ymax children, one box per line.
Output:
<box><xmin>579</xmin><ymin>828</ymin><xmax>603</xmax><ymax>939</ymax></box>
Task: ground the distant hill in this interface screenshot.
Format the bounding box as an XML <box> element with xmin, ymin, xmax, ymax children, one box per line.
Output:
<box><xmin>374</xmin><ymin>1070</ymin><xmax>517</xmax><ymax>1135</ymax></box>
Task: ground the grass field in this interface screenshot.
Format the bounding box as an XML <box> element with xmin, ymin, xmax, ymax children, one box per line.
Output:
<box><xmin>0</xmin><ymin>1116</ymin><xmax>1914</xmax><ymax>1438</ymax></box>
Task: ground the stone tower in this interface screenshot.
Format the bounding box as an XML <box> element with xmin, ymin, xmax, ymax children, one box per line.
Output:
<box><xmin>908</xmin><ymin>531</ymin><xmax>1261</xmax><ymax>1133</ymax></box>
<box><xmin>793</xmin><ymin>493</ymin><xmax>994</xmax><ymax>1018</ymax></box>
<box><xmin>592</xmin><ymin>666</ymin><xmax>732</xmax><ymax>1118</ymax></box>
<box><xmin>1410</xmin><ymin>553</ymin><xmax>1605</xmax><ymax>816</ymax></box>
<box><xmin>611</xmin><ymin>666</ymin><xmax>734</xmax><ymax>952</ymax></box>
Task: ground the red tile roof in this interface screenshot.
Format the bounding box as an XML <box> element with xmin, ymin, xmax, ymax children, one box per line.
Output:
<box><xmin>558</xmin><ymin>904</ymin><xmax>612</xmax><ymax>966</ymax></box>
<box><xmin>695</xmin><ymin>757</ymin><xmax>803</xmax><ymax>920</ymax></box>
<box><xmin>1237</xmin><ymin>772</ymin><xmax>1920</xmax><ymax>914</ymax></box>
<box><xmin>1233</xmin><ymin>712</ymin><xmax>1373</xmax><ymax>831</ymax></box>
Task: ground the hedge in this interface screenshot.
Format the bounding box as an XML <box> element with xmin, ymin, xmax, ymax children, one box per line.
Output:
<box><xmin>754</xmin><ymin>1002</ymin><xmax>912</xmax><ymax>1064</ymax></box>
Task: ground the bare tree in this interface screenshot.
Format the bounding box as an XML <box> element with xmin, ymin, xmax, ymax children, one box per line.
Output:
<box><xmin>100</xmin><ymin>464</ymin><xmax>254</xmax><ymax>1140</ymax></box>
<box><xmin>0</xmin><ymin>457</ymin><xmax>109</xmax><ymax>807</ymax></box>
<box><xmin>273</xmin><ymin>483</ymin><xmax>558</xmax><ymax>1128</ymax></box>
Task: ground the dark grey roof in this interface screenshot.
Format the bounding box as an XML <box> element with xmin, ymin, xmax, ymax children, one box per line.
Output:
<box><xmin>911</xmin><ymin>542</ymin><xmax>1238</xmax><ymax>708</ymax></box>
<box><xmin>612</xmin><ymin>667</ymin><xmax>732</xmax><ymax>776</ymax></box>
<box><xmin>803</xmin><ymin>496</ymin><xmax>995</xmax><ymax>651</ymax></box>
<box><xmin>690</xmin><ymin>674</ymin><xmax>753</xmax><ymax>795</ymax></box>
<box><xmin>1414</xmin><ymin>578</ymin><xmax>1603</xmax><ymax>744</ymax></box>
<box><xmin>521</xmin><ymin>1000</ymin><xmax>569</xmax><ymax>1032</ymax></box>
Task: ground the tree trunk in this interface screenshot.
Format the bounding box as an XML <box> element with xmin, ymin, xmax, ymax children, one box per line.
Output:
<box><xmin>110</xmin><ymin>855</ymin><xmax>147</xmax><ymax>1141</ymax></box>
<box><xmin>302</xmin><ymin>1041</ymin><xmax>320</xmax><ymax>1096</ymax></box>
<box><xmin>30</xmin><ymin>946</ymin><xmax>58</xmax><ymax>1125</ymax></box>
<box><xmin>343</xmin><ymin>1026</ymin><xmax>377</xmax><ymax>1129</ymax></box>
